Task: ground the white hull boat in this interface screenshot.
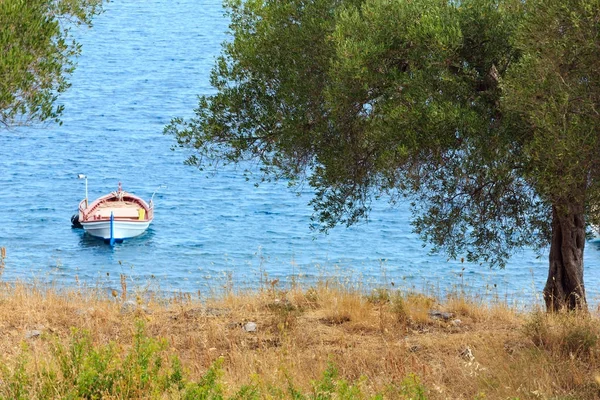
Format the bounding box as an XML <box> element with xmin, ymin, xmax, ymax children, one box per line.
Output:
<box><xmin>80</xmin><ymin>219</ymin><xmax>152</xmax><ymax>240</ymax></box>
<box><xmin>76</xmin><ymin>182</ymin><xmax>154</xmax><ymax>243</ymax></box>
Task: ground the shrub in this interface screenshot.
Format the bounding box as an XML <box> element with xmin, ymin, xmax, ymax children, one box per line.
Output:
<box><xmin>391</xmin><ymin>293</ymin><xmax>409</xmax><ymax>325</ymax></box>
<box><xmin>0</xmin><ymin>321</ymin><xmax>401</xmax><ymax>399</ymax></box>
<box><xmin>0</xmin><ymin>321</ymin><xmax>213</xmax><ymax>399</ymax></box>
<box><xmin>523</xmin><ymin>310</ymin><xmax>599</xmax><ymax>358</ymax></box>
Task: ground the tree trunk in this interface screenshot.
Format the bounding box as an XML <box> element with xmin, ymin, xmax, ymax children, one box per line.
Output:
<box><xmin>544</xmin><ymin>202</ymin><xmax>587</xmax><ymax>311</ymax></box>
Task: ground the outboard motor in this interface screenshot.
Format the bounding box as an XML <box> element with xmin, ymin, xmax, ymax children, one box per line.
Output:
<box><xmin>71</xmin><ymin>214</ymin><xmax>83</xmax><ymax>229</ymax></box>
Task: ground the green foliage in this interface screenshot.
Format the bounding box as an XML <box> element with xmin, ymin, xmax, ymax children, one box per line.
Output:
<box><xmin>267</xmin><ymin>299</ymin><xmax>303</xmax><ymax>333</ymax></box>
<box><xmin>366</xmin><ymin>288</ymin><xmax>392</xmax><ymax>304</ymax></box>
<box><xmin>167</xmin><ymin>0</ymin><xmax>600</xmax><ymax>308</ymax></box>
<box><xmin>503</xmin><ymin>0</ymin><xmax>600</xmax><ymax>202</ymax></box>
<box><xmin>0</xmin><ymin>322</ymin><xmax>402</xmax><ymax>399</ymax></box>
<box><xmin>391</xmin><ymin>293</ymin><xmax>408</xmax><ymax>325</ymax></box>
<box><xmin>181</xmin><ymin>357</ymin><xmax>226</xmax><ymax>399</ymax></box>
<box><xmin>165</xmin><ymin>0</ymin><xmax>544</xmax><ymax>267</ymax></box>
<box><xmin>523</xmin><ymin>311</ymin><xmax>599</xmax><ymax>358</ymax></box>
<box><xmin>291</xmin><ymin>365</ymin><xmax>427</xmax><ymax>400</ymax></box>
<box><xmin>166</xmin><ymin>0</ymin><xmax>351</xmax><ymax>183</ymax></box>
<box><xmin>0</xmin><ymin>345</ymin><xmax>31</xmax><ymax>400</ymax></box>
<box><xmin>366</xmin><ymin>289</ymin><xmax>408</xmax><ymax>324</ymax></box>
<box><xmin>286</xmin><ymin>361</ymin><xmax>395</xmax><ymax>399</ymax></box>
<box><xmin>0</xmin><ymin>321</ymin><xmax>203</xmax><ymax>399</ymax></box>
<box><xmin>398</xmin><ymin>374</ymin><xmax>427</xmax><ymax>400</ymax></box>
<box><xmin>0</xmin><ymin>0</ymin><xmax>105</xmax><ymax>128</ymax></box>
<box><xmin>523</xmin><ymin>311</ymin><xmax>550</xmax><ymax>348</ymax></box>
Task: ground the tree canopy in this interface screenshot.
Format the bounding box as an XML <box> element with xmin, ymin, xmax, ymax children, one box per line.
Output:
<box><xmin>166</xmin><ymin>0</ymin><xmax>600</xmax><ymax>310</ymax></box>
<box><xmin>0</xmin><ymin>0</ymin><xmax>105</xmax><ymax>128</ymax></box>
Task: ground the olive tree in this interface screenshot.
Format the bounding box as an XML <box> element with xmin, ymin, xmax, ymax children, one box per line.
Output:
<box><xmin>502</xmin><ymin>0</ymin><xmax>600</xmax><ymax>310</ymax></box>
<box><xmin>167</xmin><ymin>0</ymin><xmax>600</xmax><ymax>311</ymax></box>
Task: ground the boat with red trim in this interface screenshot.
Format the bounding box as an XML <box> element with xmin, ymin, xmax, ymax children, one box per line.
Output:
<box><xmin>76</xmin><ymin>181</ymin><xmax>153</xmax><ymax>243</ymax></box>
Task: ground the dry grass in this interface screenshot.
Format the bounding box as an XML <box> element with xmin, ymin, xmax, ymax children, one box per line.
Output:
<box><xmin>0</xmin><ymin>278</ymin><xmax>599</xmax><ymax>399</ymax></box>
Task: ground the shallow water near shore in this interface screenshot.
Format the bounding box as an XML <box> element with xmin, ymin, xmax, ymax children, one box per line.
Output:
<box><xmin>0</xmin><ymin>0</ymin><xmax>599</xmax><ymax>306</ymax></box>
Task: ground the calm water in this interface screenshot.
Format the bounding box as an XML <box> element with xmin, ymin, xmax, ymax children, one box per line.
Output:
<box><xmin>0</xmin><ymin>0</ymin><xmax>598</xmax><ymax>305</ymax></box>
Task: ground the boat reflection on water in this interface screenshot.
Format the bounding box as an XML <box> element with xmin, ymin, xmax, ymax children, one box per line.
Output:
<box><xmin>77</xmin><ymin>228</ymin><xmax>155</xmax><ymax>248</ymax></box>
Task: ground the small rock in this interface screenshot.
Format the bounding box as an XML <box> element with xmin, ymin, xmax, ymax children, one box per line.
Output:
<box><xmin>451</xmin><ymin>319</ymin><xmax>462</xmax><ymax>326</ymax></box>
<box><xmin>25</xmin><ymin>330</ymin><xmax>42</xmax><ymax>339</ymax></box>
<box><xmin>428</xmin><ymin>310</ymin><xmax>455</xmax><ymax>321</ymax></box>
<box><xmin>243</xmin><ymin>322</ymin><xmax>257</xmax><ymax>332</ymax></box>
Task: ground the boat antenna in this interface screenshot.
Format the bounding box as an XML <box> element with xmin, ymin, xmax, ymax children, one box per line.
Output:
<box><xmin>150</xmin><ymin>184</ymin><xmax>167</xmax><ymax>205</ymax></box>
<box><xmin>78</xmin><ymin>174</ymin><xmax>88</xmax><ymax>208</ymax></box>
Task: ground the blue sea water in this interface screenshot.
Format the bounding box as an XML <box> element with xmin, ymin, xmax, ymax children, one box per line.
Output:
<box><xmin>0</xmin><ymin>0</ymin><xmax>598</xmax><ymax>306</ymax></box>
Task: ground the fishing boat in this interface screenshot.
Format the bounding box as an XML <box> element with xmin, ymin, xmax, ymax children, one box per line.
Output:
<box><xmin>75</xmin><ymin>179</ymin><xmax>153</xmax><ymax>244</ymax></box>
